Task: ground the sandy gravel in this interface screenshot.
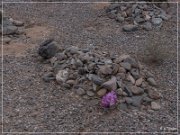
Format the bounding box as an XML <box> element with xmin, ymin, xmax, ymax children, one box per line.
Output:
<box><xmin>1</xmin><ymin>1</ymin><xmax>178</xmax><ymax>134</ymax></box>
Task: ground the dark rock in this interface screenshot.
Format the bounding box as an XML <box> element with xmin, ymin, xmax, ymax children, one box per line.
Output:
<box><xmin>89</xmin><ymin>74</ymin><xmax>104</xmax><ymax>86</ymax></box>
<box><xmin>42</xmin><ymin>72</ymin><xmax>55</xmax><ymax>82</ymax></box>
<box><xmin>118</xmin><ymin>103</ymin><xmax>128</xmax><ymax>110</ymax></box>
<box><xmin>124</xmin><ymin>85</ymin><xmax>133</xmax><ymax>97</ymax></box>
<box><xmin>143</xmin><ymin>22</ymin><xmax>152</xmax><ymax>31</ymax></box>
<box><xmin>38</xmin><ymin>39</ymin><xmax>59</xmax><ymax>59</ymax></box>
<box><xmin>86</xmin><ymin>91</ymin><xmax>95</xmax><ymax>97</ymax></box>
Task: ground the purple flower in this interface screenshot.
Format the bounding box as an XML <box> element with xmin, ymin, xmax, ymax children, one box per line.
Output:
<box><xmin>101</xmin><ymin>91</ymin><xmax>117</xmax><ymax>108</ymax></box>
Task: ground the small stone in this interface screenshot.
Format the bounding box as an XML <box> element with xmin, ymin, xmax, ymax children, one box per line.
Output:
<box><xmin>151</xmin><ymin>17</ymin><xmax>162</xmax><ymax>26</ymax></box>
<box><xmin>75</xmin><ymin>59</ymin><xmax>83</xmax><ymax>67</ymax></box>
<box><xmin>116</xmin><ymin>73</ymin><xmax>126</xmax><ymax>80</ymax></box>
<box><xmin>119</xmin><ymin>103</ymin><xmax>128</xmax><ymax>110</ymax></box>
<box><xmin>124</xmin><ymin>85</ymin><xmax>133</xmax><ymax>97</ymax></box>
<box><xmin>66</xmin><ymin>46</ymin><xmax>79</xmax><ymax>55</ymax></box>
<box><xmin>151</xmin><ymin>102</ymin><xmax>161</xmax><ymax>110</ymax></box>
<box><xmin>143</xmin><ymin>96</ymin><xmax>153</xmax><ymax>105</ymax></box>
<box><xmin>101</xmin><ymin>77</ymin><xmax>117</xmax><ymax>91</ymax></box>
<box><xmin>99</xmin><ymin>65</ymin><xmax>112</xmax><ymax>75</ymax></box>
<box><xmin>112</xmin><ymin>64</ymin><xmax>119</xmax><ymax>74</ymax></box>
<box><xmin>3</xmin><ymin>26</ymin><xmax>18</xmax><ymax>35</ymax></box>
<box><xmin>86</xmin><ymin>91</ymin><xmax>95</xmax><ymax>97</ymax></box>
<box><xmin>143</xmin><ymin>21</ymin><xmax>152</xmax><ymax>31</ymax></box>
<box><xmin>135</xmin><ymin>78</ymin><xmax>143</xmax><ymax>86</ymax></box>
<box><xmin>42</xmin><ymin>72</ymin><xmax>55</xmax><ymax>82</ymax></box>
<box><xmin>125</xmin><ymin>97</ymin><xmax>133</xmax><ymax>104</ymax></box>
<box><xmin>12</xmin><ymin>20</ymin><xmax>24</xmax><ymax>26</ymax></box>
<box><xmin>131</xmin><ymin>96</ymin><xmax>143</xmax><ymax>107</ymax></box>
<box><xmin>118</xmin><ymin>67</ymin><xmax>126</xmax><ymax>73</ymax></box>
<box><xmin>130</xmin><ymin>68</ymin><xmax>140</xmax><ymax>79</ymax></box>
<box><xmin>3</xmin><ymin>37</ymin><xmax>11</xmax><ymax>44</ymax></box>
<box><xmin>147</xmin><ymin>77</ymin><xmax>157</xmax><ymax>86</ymax></box>
<box><xmin>131</xmin><ymin>86</ymin><xmax>144</xmax><ymax>95</ymax></box>
<box><xmin>116</xmin><ymin>88</ymin><xmax>124</xmax><ymax>96</ymax></box>
<box><xmin>116</xmin><ymin>14</ymin><xmax>124</xmax><ymax>22</ymax></box>
<box><xmin>55</xmin><ymin>53</ymin><xmax>67</xmax><ymax>61</ymax></box>
<box><xmin>134</xmin><ymin>16</ymin><xmax>145</xmax><ymax>24</ymax></box>
<box><xmin>120</xmin><ymin>62</ymin><xmax>131</xmax><ymax>71</ymax></box>
<box><xmin>56</xmin><ymin>70</ymin><xmax>69</xmax><ymax>83</ymax></box>
<box><xmin>122</xmin><ymin>24</ymin><xmax>138</xmax><ymax>32</ymax></box>
<box><xmin>115</xmin><ymin>54</ymin><xmax>130</xmax><ymax>63</ymax></box>
<box><xmin>97</xmin><ymin>89</ymin><xmax>107</xmax><ymax>97</ymax></box>
<box><xmin>66</xmin><ymin>80</ymin><xmax>75</xmax><ymax>86</ymax></box>
<box><xmin>127</xmin><ymin>73</ymin><xmax>135</xmax><ymax>84</ymax></box>
<box><xmin>76</xmin><ymin>88</ymin><xmax>85</xmax><ymax>96</ymax></box>
<box><xmin>148</xmin><ymin>89</ymin><xmax>161</xmax><ymax>100</ymax></box>
<box><xmin>88</xmin><ymin>74</ymin><xmax>104</xmax><ymax>86</ymax></box>
<box><xmin>62</xmin><ymin>83</ymin><xmax>71</xmax><ymax>89</ymax></box>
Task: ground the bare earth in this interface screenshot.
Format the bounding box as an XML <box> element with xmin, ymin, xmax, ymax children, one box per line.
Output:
<box><xmin>1</xmin><ymin>1</ymin><xmax>179</xmax><ymax>134</ymax></box>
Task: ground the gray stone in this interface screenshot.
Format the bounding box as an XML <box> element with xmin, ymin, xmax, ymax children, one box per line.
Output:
<box><xmin>86</xmin><ymin>91</ymin><xmax>95</xmax><ymax>97</ymax></box>
<box><xmin>3</xmin><ymin>37</ymin><xmax>11</xmax><ymax>44</ymax></box>
<box><xmin>143</xmin><ymin>22</ymin><xmax>152</xmax><ymax>31</ymax></box>
<box><xmin>99</xmin><ymin>65</ymin><xmax>112</xmax><ymax>75</ymax></box>
<box><xmin>130</xmin><ymin>68</ymin><xmax>140</xmax><ymax>80</ymax></box>
<box><xmin>122</xmin><ymin>24</ymin><xmax>138</xmax><ymax>32</ymax></box>
<box><xmin>152</xmin><ymin>17</ymin><xmax>162</xmax><ymax>26</ymax></box>
<box><xmin>3</xmin><ymin>26</ymin><xmax>18</xmax><ymax>35</ymax></box>
<box><xmin>101</xmin><ymin>77</ymin><xmax>117</xmax><ymax>91</ymax></box>
<box><xmin>66</xmin><ymin>80</ymin><xmax>75</xmax><ymax>86</ymax></box>
<box><xmin>119</xmin><ymin>103</ymin><xmax>128</xmax><ymax>110</ymax></box>
<box><xmin>134</xmin><ymin>16</ymin><xmax>145</xmax><ymax>24</ymax></box>
<box><xmin>131</xmin><ymin>86</ymin><xmax>144</xmax><ymax>95</ymax></box>
<box><xmin>38</xmin><ymin>39</ymin><xmax>59</xmax><ymax>59</ymax></box>
<box><xmin>131</xmin><ymin>96</ymin><xmax>143</xmax><ymax>107</ymax></box>
<box><xmin>124</xmin><ymin>85</ymin><xmax>133</xmax><ymax>97</ymax></box>
<box><xmin>89</xmin><ymin>74</ymin><xmax>104</xmax><ymax>86</ymax></box>
<box><xmin>116</xmin><ymin>14</ymin><xmax>124</xmax><ymax>22</ymax></box>
<box><xmin>147</xmin><ymin>77</ymin><xmax>157</xmax><ymax>86</ymax></box>
<box><xmin>12</xmin><ymin>20</ymin><xmax>24</xmax><ymax>26</ymax></box>
<box><xmin>148</xmin><ymin>89</ymin><xmax>161</xmax><ymax>100</ymax></box>
<box><xmin>120</xmin><ymin>62</ymin><xmax>131</xmax><ymax>71</ymax></box>
<box><xmin>151</xmin><ymin>101</ymin><xmax>161</xmax><ymax>110</ymax></box>
<box><xmin>76</xmin><ymin>88</ymin><xmax>85</xmax><ymax>96</ymax></box>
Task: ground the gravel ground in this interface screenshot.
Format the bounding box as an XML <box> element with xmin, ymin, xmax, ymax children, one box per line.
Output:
<box><xmin>2</xmin><ymin>2</ymin><xmax>178</xmax><ymax>133</ymax></box>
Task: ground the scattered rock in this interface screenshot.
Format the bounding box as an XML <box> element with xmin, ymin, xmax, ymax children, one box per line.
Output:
<box><xmin>130</xmin><ymin>68</ymin><xmax>140</xmax><ymax>79</ymax></box>
<box><xmin>131</xmin><ymin>86</ymin><xmax>144</xmax><ymax>95</ymax></box>
<box><xmin>56</xmin><ymin>70</ymin><xmax>69</xmax><ymax>83</ymax></box>
<box><xmin>116</xmin><ymin>14</ymin><xmax>124</xmax><ymax>22</ymax></box>
<box><xmin>122</xmin><ymin>24</ymin><xmax>138</xmax><ymax>32</ymax></box>
<box><xmin>89</xmin><ymin>74</ymin><xmax>104</xmax><ymax>86</ymax></box>
<box><xmin>120</xmin><ymin>62</ymin><xmax>131</xmax><ymax>71</ymax></box>
<box><xmin>97</xmin><ymin>89</ymin><xmax>107</xmax><ymax>97</ymax></box>
<box><xmin>147</xmin><ymin>77</ymin><xmax>157</xmax><ymax>86</ymax></box>
<box><xmin>12</xmin><ymin>20</ymin><xmax>24</xmax><ymax>26</ymax></box>
<box><xmin>101</xmin><ymin>77</ymin><xmax>117</xmax><ymax>91</ymax></box>
<box><xmin>151</xmin><ymin>17</ymin><xmax>162</xmax><ymax>26</ymax></box>
<box><xmin>3</xmin><ymin>36</ymin><xmax>11</xmax><ymax>44</ymax></box>
<box><xmin>124</xmin><ymin>85</ymin><xmax>133</xmax><ymax>97</ymax></box>
<box><xmin>76</xmin><ymin>88</ymin><xmax>85</xmax><ymax>96</ymax></box>
<box><xmin>143</xmin><ymin>22</ymin><xmax>152</xmax><ymax>31</ymax></box>
<box><xmin>38</xmin><ymin>39</ymin><xmax>59</xmax><ymax>59</ymax></box>
<box><xmin>99</xmin><ymin>65</ymin><xmax>112</xmax><ymax>75</ymax></box>
<box><xmin>148</xmin><ymin>89</ymin><xmax>161</xmax><ymax>100</ymax></box>
<box><xmin>127</xmin><ymin>73</ymin><xmax>135</xmax><ymax>84</ymax></box>
<box><xmin>86</xmin><ymin>91</ymin><xmax>95</xmax><ymax>97</ymax></box>
<box><xmin>3</xmin><ymin>26</ymin><xmax>18</xmax><ymax>35</ymax></box>
<box><xmin>66</xmin><ymin>80</ymin><xmax>75</xmax><ymax>86</ymax></box>
<box><xmin>151</xmin><ymin>101</ymin><xmax>161</xmax><ymax>110</ymax></box>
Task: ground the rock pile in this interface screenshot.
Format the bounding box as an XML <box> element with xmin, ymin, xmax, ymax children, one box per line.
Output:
<box><xmin>106</xmin><ymin>2</ymin><xmax>171</xmax><ymax>31</ymax></box>
<box><xmin>1</xmin><ymin>12</ymin><xmax>25</xmax><ymax>44</ymax></box>
<box><xmin>39</xmin><ymin>40</ymin><xmax>162</xmax><ymax>110</ymax></box>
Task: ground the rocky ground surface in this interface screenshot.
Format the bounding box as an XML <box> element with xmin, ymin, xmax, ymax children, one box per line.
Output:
<box><xmin>1</xmin><ymin>1</ymin><xmax>178</xmax><ymax>133</ymax></box>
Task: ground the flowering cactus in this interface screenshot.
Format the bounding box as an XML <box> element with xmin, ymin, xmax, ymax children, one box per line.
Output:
<box><xmin>101</xmin><ymin>91</ymin><xmax>117</xmax><ymax>108</ymax></box>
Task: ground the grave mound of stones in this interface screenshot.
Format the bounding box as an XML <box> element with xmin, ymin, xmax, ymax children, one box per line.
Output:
<box><xmin>39</xmin><ymin>39</ymin><xmax>162</xmax><ymax>110</ymax></box>
<box><xmin>105</xmin><ymin>2</ymin><xmax>171</xmax><ymax>31</ymax></box>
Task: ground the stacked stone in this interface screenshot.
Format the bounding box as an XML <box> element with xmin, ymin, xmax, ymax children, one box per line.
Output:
<box><xmin>106</xmin><ymin>2</ymin><xmax>171</xmax><ymax>31</ymax></box>
<box><xmin>39</xmin><ymin>40</ymin><xmax>162</xmax><ymax>110</ymax></box>
<box><xmin>2</xmin><ymin>15</ymin><xmax>24</xmax><ymax>44</ymax></box>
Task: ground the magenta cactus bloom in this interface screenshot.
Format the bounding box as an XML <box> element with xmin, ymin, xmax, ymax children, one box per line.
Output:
<box><xmin>101</xmin><ymin>91</ymin><xmax>117</xmax><ymax>108</ymax></box>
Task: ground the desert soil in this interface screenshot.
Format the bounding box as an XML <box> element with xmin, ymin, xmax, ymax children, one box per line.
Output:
<box><xmin>1</xmin><ymin>1</ymin><xmax>179</xmax><ymax>134</ymax></box>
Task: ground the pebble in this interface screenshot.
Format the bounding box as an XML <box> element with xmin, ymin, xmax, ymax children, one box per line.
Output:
<box><xmin>86</xmin><ymin>91</ymin><xmax>95</xmax><ymax>97</ymax></box>
<box><xmin>66</xmin><ymin>80</ymin><xmax>75</xmax><ymax>86</ymax></box>
<box><xmin>127</xmin><ymin>73</ymin><xmax>135</xmax><ymax>84</ymax></box>
<box><xmin>151</xmin><ymin>101</ymin><xmax>161</xmax><ymax>110</ymax></box>
<box><xmin>97</xmin><ymin>89</ymin><xmax>107</xmax><ymax>97</ymax></box>
<box><xmin>56</xmin><ymin>70</ymin><xmax>69</xmax><ymax>83</ymax></box>
<box><xmin>118</xmin><ymin>67</ymin><xmax>126</xmax><ymax>73</ymax></box>
<box><xmin>76</xmin><ymin>88</ymin><xmax>85</xmax><ymax>96</ymax></box>
<box><xmin>116</xmin><ymin>14</ymin><xmax>124</xmax><ymax>22</ymax></box>
<box><xmin>143</xmin><ymin>21</ymin><xmax>152</xmax><ymax>31</ymax></box>
<box><xmin>42</xmin><ymin>72</ymin><xmax>55</xmax><ymax>82</ymax></box>
<box><xmin>12</xmin><ymin>20</ymin><xmax>24</xmax><ymax>26</ymax></box>
<box><xmin>3</xmin><ymin>36</ymin><xmax>11</xmax><ymax>44</ymax></box>
<box><xmin>120</xmin><ymin>62</ymin><xmax>131</xmax><ymax>71</ymax></box>
<box><xmin>151</xmin><ymin>17</ymin><xmax>162</xmax><ymax>26</ymax></box>
<box><xmin>124</xmin><ymin>85</ymin><xmax>133</xmax><ymax>97</ymax></box>
<box><xmin>131</xmin><ymin>86</ymin><xmax>144</xmax><ymax>95</ymax></box>
<box><xmin>89</xmin><ymin>74</ymin><xmax>104</xmax><ymax>86</ymax></box>
<box><xmin>122</xmin><ymin>24</ymin><xmax>138</xmax><ymax>32</ymax></box>
<box><xmin>99</xmin><ymin>65</ymin><xmax>112</xmax><ymax>75</ymax></box>
<box><xmin>130</xmin><ymin>68</ymin><xmax>140</xmax><ymax>79</ymax></box>
<box><xmin>148</xmin><ymin>89</ymin><xmax>161</xmax><ymax>100</ymax></box>
<box><xmin>3</xmin><ymin>25</ymin><xmax>18</xmax><ymax>35</ymax></box>
<box><xmin>147</xmin><ymin>77</ymin><xmax>157</xmax><ymax>86</ymax></box>
<box><xmin>135</xmin><ymin>78</ymin><xmax>143</xmax><ymax>86</ymax></box>
<box><xmin>101</xmin><ymin>77</ymin><xmax>117</xmax><ymax>91</ymax></box>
